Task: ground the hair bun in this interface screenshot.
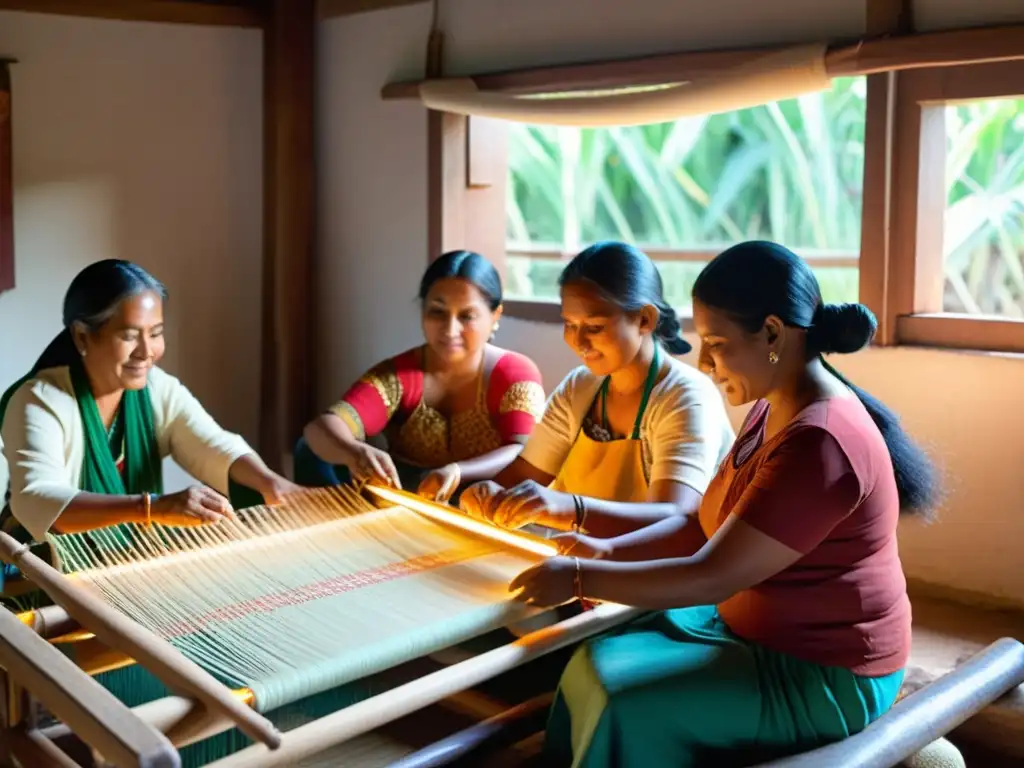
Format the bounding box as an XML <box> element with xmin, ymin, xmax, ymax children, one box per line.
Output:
<box><xmin>655</xmin><ymin>305</ymin><xmax>692</xmax><ymax>355</ymax></box>
<box><xmin>809</xmin><ymin>303</ymin><xmax>877</xmax><ymax>354</ymax></box>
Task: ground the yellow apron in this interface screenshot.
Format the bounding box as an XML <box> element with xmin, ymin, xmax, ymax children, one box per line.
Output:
<box><xmin>550</xmin><ymin>345</ymin><xmax>661</xmax><ymax>506</ymax></box>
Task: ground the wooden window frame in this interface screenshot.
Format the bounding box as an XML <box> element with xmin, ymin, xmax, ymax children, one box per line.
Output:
<box><xmin>428</xmin><ymin>92</ymin><xmax>879</xmax><ymax>331</ymax></box>
<box><xmin>885</xmin><ymin>59</ymin><xmax>1024</xmax><ymax>353</ymax></box>
<box><xmin>425</xmin><ymin>23</ymin><xmax>1024</xmax><ymax>351</ymax></box>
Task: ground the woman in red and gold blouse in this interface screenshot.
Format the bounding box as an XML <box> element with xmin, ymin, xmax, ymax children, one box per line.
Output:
<box><xmin>296</xmin><ymin>251</ymin><xmax>545</xmax><ymax>502</ymax></box>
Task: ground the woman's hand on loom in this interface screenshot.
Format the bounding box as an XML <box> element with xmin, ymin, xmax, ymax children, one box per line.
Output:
<box><xmin>151</xmin><ymin>486</ymin><xmax>236</xmax><ymax>526</ymax></box>
<box><xmin>345</xmin><ymin>443</ymin><xmax>402</xmax><ymax>488</ymax></box>
<box><xmin>551</xmin><ymin>531</ymin><xmax>612</xmax><ymax>561</ymax></box>
<box><xmin>509</xmin><ymin>557</ymin><xmax>576</xmax><ymax>608</ymax></box>
<box><xmin>458</xmin><ymin>480</ymin><xmax>503</xmax><ymax>522</ymax></box>
<box><xmin>261</xmin><ymin>477</ymin><xmax>303</xmax><ymax>506</ymax></box>
<box><xmin>480</xmin><ymin>480</ymin><xmax>573</xmax><ymax>529</ymax></box>
<box><xmin>417</xmin><ymin>463</ymin><xmax>461</xmax><ymax>503</ymax></box>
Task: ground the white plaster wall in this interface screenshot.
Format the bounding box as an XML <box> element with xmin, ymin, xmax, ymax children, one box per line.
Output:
<box><xmin>0</xmin><ymin>11</ymin><xmax>263</xmax><ymax>490</ymax></box>
<box><xmin>318</xmin><ymin>0</ymin><xmax>1024</xmax><ymax>604</ymax></box>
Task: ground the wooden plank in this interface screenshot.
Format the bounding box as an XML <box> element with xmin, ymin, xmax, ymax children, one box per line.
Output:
<box><xmin>426</xmin><ymin>111</ymin><xmax>467</xmax><ymax>261</ymax></box>
<box><xmin>858</xmin><ymin>72</ymin><xmax>896</xmax><ymax>342</ymax></box>
<box><xmin>260</xmin><ymin>0</ymin><xmax>317</xmax><ymax>472</ymax></box>
<box><xmin>507</xmin><ymin>247</ymin><xmax>858</xmax><ymax>269</ymax></box>
<box><xmin>895</xmin><ymin>315</ymin><xmax>1024</xmax><ymax>354</ymax></box>
<box><xmin>0</xmin><ymin>0</ymin><xmax>265</xmax><ymax>27</ymax></box>
<box><xmin>383</xmin><ymin>47</ymin><xmax>766</xmax><ymax>100</ymax></box>
<box><xmin>0</xmin><ymin>59</ymin><xmax>13</xmax><ymax>295</ymax></box>
<box><xmin>319</xmin><ymin>0</ymin><xmax>425</xmax><ymax>18</ymax></box>
<box><xmin>0</xmin><ymin>601</ymin><xmax>177</xmax><ymax>768</ymax></box>
<box><xmin>887</xmin><ymin>70</ymin><xmax>927</xmax><ymax>335</ymax></box>
<box><xmin>382</xmin><ymin>23</ymin><xmax>1024</xmax><ymax>101</ymax></box>
<box><xmin>859</xmin><ymin>0</ymin><xmax>912</xmax><ymax>344</ymax></box>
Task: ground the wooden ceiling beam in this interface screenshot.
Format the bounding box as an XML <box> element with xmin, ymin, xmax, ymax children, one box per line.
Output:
<box><xmin>318</xmin><ymin>0</ymin><xmax>426</xmax><ymax>19</ymax></box>
<box><xmin>381</xmin><ymin>22</ymin><xmax>1024</xmax><ymax>99</ymax></box>
<box><xmin>0</xmin><ymin>0</ymin><xmax>266</xmax><ymax>28</ymax></box>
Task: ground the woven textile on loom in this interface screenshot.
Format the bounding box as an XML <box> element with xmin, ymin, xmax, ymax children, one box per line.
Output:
<box><xmin>42</xmin><ymin>486</ymin><xmax>549</xmax><ymax>764</ymax></box>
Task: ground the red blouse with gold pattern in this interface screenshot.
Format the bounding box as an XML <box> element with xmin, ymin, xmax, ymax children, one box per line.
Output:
<box><xmin>328</xmin><ymin>348</ymin><xmax>545</xmax><ymax>468</ymax></box>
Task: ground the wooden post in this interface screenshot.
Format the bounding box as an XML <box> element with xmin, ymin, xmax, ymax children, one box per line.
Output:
<box><xmin>261</xmin><ymin>0</ymin><xmax>317</xmax><ymax>472</ymax></box>
<box><xmin>860</xmin><ymin>0</ymin><xmax>913</xmax><ymax>344</ymax></box>
<box><xmin>0</xmin><ymin>58</ymin><xmax>14</xmax><ymax>295</ymax></box>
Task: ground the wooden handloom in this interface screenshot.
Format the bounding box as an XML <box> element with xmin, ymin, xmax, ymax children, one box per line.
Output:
<box><xmin>0</xmin><ymin>484</ymin><xmax>1021</xmax><ymax>767</ymax></box>
<box><xmin>0</xmin><ymin>485</ymin><xmax>645</xmax><ymax>767</ymax></box>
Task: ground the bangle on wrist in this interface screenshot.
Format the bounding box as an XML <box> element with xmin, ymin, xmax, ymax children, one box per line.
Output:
<box><xmin>573</xmin><ymin>555</ymin><xmax>596</xmax><ymax>611</ymax></box>
<box><xmin>571</xmin><ymin>494</ymin><xmax>587</xmax><ymax>533</ymax></box>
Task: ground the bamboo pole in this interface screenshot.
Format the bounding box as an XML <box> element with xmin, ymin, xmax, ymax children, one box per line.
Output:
<box><xmin>0</xmin><ymin>531</ymin><xmax>281</xmax><ymax>751</ymax></box>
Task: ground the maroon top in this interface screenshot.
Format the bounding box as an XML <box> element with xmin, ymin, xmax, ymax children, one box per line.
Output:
<box><xmin>699</xmin><ymin>396</ymin><xmax>911</xmax><ymax>676</ymax></box>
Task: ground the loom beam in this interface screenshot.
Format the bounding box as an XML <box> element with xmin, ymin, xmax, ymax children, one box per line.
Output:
<box><xmin>0</xmin><ymin>531</ymin><xmax>282</xmax><ymax>753</ymax></box>
<box><xmin>203</xmin><ymin>603</ymin><xmax>645</xmax><ymax>768</ymax></box>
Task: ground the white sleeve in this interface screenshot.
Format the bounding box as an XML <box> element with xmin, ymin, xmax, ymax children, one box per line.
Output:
<box><xmin>151</xmin><ymin>370</ymin><xmax>254</xmax><ymax>495</ymax></box>
<box><xmin>646</xmin><ymin>375</ymin><xmax>732</xmax><ymax>494</ymax></box>
<box><xmin>518</xmin><ymin>370</ymin><xmax>584</xmax><ymax>478</ymax></box>
<box><xmin>2</xmin><ymin>381</ymin><xmax>80</xmax><ymax>541</ymax></box>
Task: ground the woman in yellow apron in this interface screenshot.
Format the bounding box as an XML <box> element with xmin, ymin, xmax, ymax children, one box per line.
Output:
<box><xmin>460</xmin><ymin>239</ymin><xmax>734</xmax><ymax>561</ymax></box>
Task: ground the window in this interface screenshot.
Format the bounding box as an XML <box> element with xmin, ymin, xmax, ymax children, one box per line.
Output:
<box><xmin>890</xmin><ymin>60</ymin><xmax>1024</xmax><ymax>353</ymax></box>
<box><xmin>505</xmin><ymin>77</ymin><xmax>867</xmax><ymax>314</ymax></box>
<box><xmin>942</xmin><ymin>98</ymin><xmax>1024</xmax><ymax>318</ymax></box>
<box><xmin>424</xmin><ymin>29</ymin><xmax>1024</xmax><ymax>352</ymax></box>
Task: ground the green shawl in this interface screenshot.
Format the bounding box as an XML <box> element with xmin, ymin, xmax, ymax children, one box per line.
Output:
<box><xmin>0</xmin><ymin>359</ymin><xmax>163</xmax><ymax>535</ymax></box>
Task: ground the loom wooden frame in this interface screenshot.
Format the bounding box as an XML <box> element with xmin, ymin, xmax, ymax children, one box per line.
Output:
<box><xmin>419</xmin><ymin>21</ymin><xmax>1024</xmax><ymax>353</ymax></box>
<box><xmin>3</xmin><ymin>571</ymin><xmax>1024</xmax><ymax>767</ymax></box>
<box><xmin>0</xmin><ymin>520</ymin><xmax>646</xmax><ymax>766</ymax></box>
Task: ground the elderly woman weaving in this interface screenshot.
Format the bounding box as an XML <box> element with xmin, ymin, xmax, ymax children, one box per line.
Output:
<box><xmin>504</xmin><ymin>242</ymin><xmax>939</xmax><ymax>768</ymax></box>
<box><xmin>0</xmin><ymin>259</ymin><xmax>298</xmax><ymax>571</ymax></box>
<box><xmin>297</xmin><ymin>250</ymin><xmax>545</xmax><ymax>502</ymax></box>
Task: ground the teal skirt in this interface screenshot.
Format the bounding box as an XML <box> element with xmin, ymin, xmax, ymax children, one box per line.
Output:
<box><xmin>546</xmin><ymin>605</ymin><xmax>904</xmax><ymax>768</ymax></box>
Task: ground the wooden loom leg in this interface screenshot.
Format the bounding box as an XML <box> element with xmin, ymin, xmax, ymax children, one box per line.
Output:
<box><xmin>203</xmin><ymin>603</ymin><xmax>645</xmax><ymax>768</ymax></box>
<box><xmin>0</xmin><ymin>600</ymin><xmax>177</xmax><ymax>768</ymax></box>
<box><xmin>3</xmin><ymin>728</ymin><xmax>81</xmax><ymax>768</ymax></box>
<box><xmin>0</xmin><ymin>532</ymin><xmax>281</xmax><ymax>752</ymax></box>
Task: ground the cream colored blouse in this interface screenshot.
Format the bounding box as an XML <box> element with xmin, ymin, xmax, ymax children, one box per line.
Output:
<box><xmin>520</xmin><ymin>356</ymin><xmax>735</xmax><ymax>494</ymax></box>
<box><xmin>0</xmin><ymin>365</ymin><xmax>252</xmax><ymax>541</ymax></box>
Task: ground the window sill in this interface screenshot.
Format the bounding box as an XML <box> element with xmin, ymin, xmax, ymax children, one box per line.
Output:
<box><xmin>504</xmin><ymin>299</ymin><xmax>697</xmax><ymax>333</ymax></box>
<box><xmin>506</xmin><ymin>303</ymin><xmax>1024</xmax><ymax>357</ymax></box>
<box><xmin>895</xmin><ymin>314</ymin><xmax>1024</xmax><ymax>355</ymax></box>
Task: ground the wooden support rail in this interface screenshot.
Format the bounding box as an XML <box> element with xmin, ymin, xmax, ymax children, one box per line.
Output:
<box><xmin>0</xmin><ymin>532</ymin><xmax>281</xmax><ymax>752</ymax></box>
<box><xmin>0</xmin><ymin>603</ymin><xmax>178</xmax><ymax>768</ymax></box>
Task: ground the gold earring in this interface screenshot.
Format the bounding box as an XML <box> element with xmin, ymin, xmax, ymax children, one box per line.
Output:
<box><xmin>768</xmin><ymin>351</ymin><xmax>779</xmax><ymax>365</ymax></box>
